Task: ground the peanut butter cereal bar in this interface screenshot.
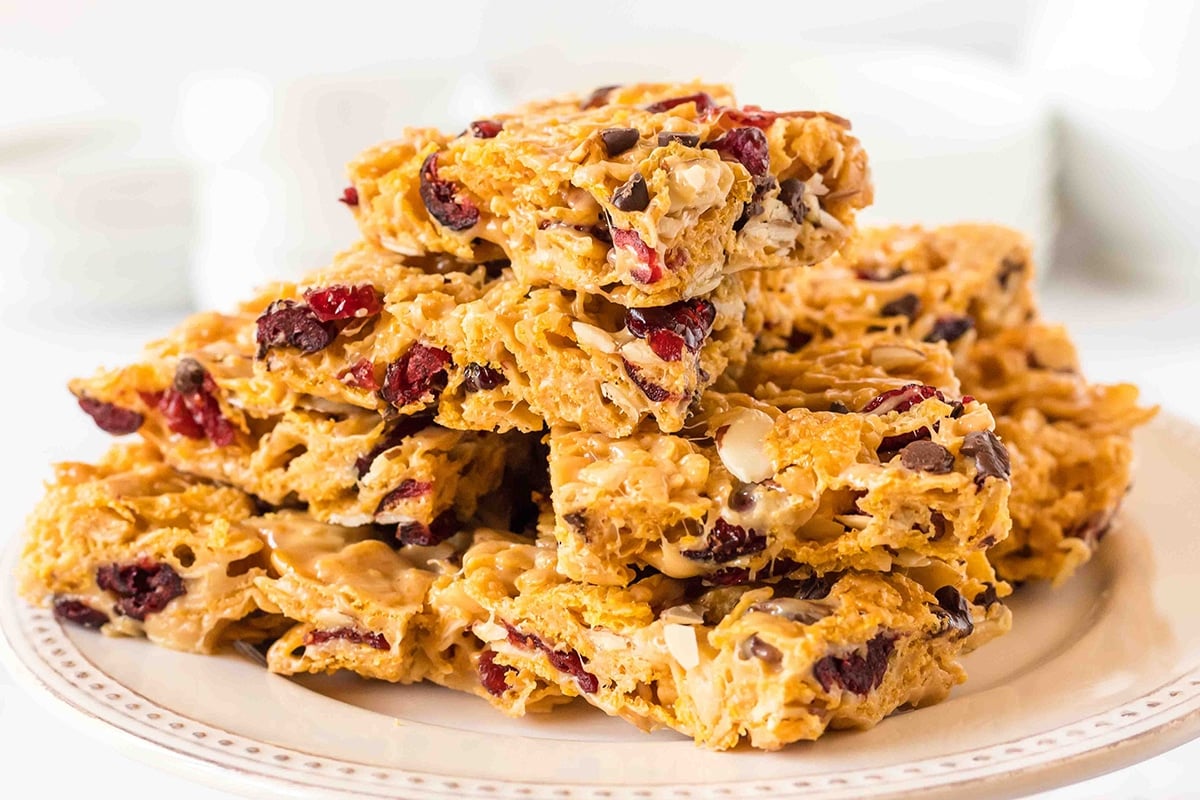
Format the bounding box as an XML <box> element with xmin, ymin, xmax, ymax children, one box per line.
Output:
<box><xmin>348</xmin><ymin>82</ymin><xmax>871</xmax><ymax>305</ymax></box>
<box><xmin>448</xmin><ymin>532</ymin><xmax>1009</xmax><ymax>750</ymax></box>
<box><xmin>548</xmin><ymin>385</ymin><xmax>1011</xmax><ymax>585</ymax></box>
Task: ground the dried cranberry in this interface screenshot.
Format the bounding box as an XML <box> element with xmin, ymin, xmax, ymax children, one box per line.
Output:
<box><xmin>503</xmin><ymin>624</ymin><xmax>598</xmax><ymax>693</ymax></box>
<box><xmin>339</xmin><ymin>358</ymin><xmax>378</xmax><ymax>391</ymax></box>
<box><xmin>77</xmin><ymin>395</ymin><xmax>143</xmax><ymax>435</ymax></box>
<box><xmin>462</xmin><ymin>362</ymin><xmax>506</xmax><ymax>392</ymax></box>
<box><xmin>610</xmin><ymin>227</ymin><xmax>662</xmax><ymax>283</ymax></box>
<box><xmin>379</xmin><ymin>343</ymin><xmax>451</xmax><ymax>408</ymax></box>
<box><xmin>900</xmin><ymin>439</ymin><xmax>955</xmax><ymax>473</ymax></box>
<box><xmin>881</xmin><ymin>293</ymin><xmax>921</xmax><ymax>320</ymax></box>
<box><xmin>354</xmin><ymin>413</ymin><xmax>435</xmax><ymax>477</ymax></box>
<box><xmin>777</xmin><ymin>177</ymin><xmax>808</xmax><ymax>223</ymax></box>
<box><xmin>305</xmin><ymin>627</ymin><xmax>390</xmax><ymax>651</ymax></box>
<box><xmin>643</xmin><ymin>329</ymin><xmax>683</xmax><ymax>362</ymax></box>
<box><xmin>933</xmin><ymin>586</ymin><xmax>974</xmax><ymax>638</ymax></box>
<box><xmin>395</xmin><ymin>509</ymin><xmax>459</xmax><ymax>547</ymax></box>
<box><xmin>418</xmin><ymin>152</ymin><xmax>479</xmax><ymax>231</ymax></box>
<box><xmin>600</xmin><ymin>127</ymin><xmax>639</xmax><ymax>157</ymax></box>
<box><xmin>623</xmin><ymin>361</ymin><xmax>672</xmax><ymax>402</ymax></box>
<box><xmin>625</xmin><ymin>298</ymin><xmax>716</xmax><ymax>357</ymax></box>
<box><xmin>338</xmin><ymin>186</ymin><xmax>359</xmax><ymax>206</ymax></box>
<box><xmin>478</xmin><ymin>650</ymin><xmax>515</xmax><ymax>696</ymax></box>
<box><xmin>703</xmin><ymin>127</ymin><xmax>769</xmax><ymax>177</ymax></box>
<box><xmin>468</xmin><ymin>119</ymin><xmax>503</xmax><ymax>138</ymax></box>
<box><xmin>657</xmin><ymin>132</ymin><xmax>700</xmax><ymax>147</ymax></box>
<box><xmin>53</xmin><ymin>599</ymin><xmax>108</xmax><ymax>629</ymax></box>
<box><xmin>545</xmin><ymin>648</ymin><xmax>600</xmax><ymax>693</ymax></box>
<box><xmin>255</xmin><ymin>300</ymin><xmax>336</xmax><ymax>357</ymax></box>
<box><xmin>581</xmin><ymin>84</ymin><xmax>619</xmax><ymax>109</ymax></box>
<box><xmin>861</xmin><ymin>384</ymin><xmax>946</xmax><ymax>415</ymax></box>
<box><xmin>645</xmin><ymin>93</ymin><xmax>716</xmax><ymax>116</ymax></box>
<box><xmin>611</xmin><ymin>173</ymin><xmax>650</xmax><ymax>212</ymax></box>
<box><xmin>960</xmin><ymin>430</ymin><xmax>1011</xmax><ymax>486</ymax></box>
<box><xmin>878</xmin><ymin>427</ymin><xmax>932</xmax><ymax>455</ymax></box>
<box><xmin>683</xmin><ymin>518</ymin><xmax>767</xmax><ymax>563</ymax></box>
<box><xmin>95</xmin><ymin>559</ymin><xmax>186</xmax><ymax>622</ymax></box>
<box><xmin>813</xmin><ymin>634</ymin><xmax>894</xmax><ymax>695</ymax></box>
<box><xmin>159</xmin><ymin>359</ymin><xmax>236</xmax><ymax>446</ymax></box>
<box><xmin>303</xmin><ymin>284</ymin><xmax>383</xmax><ymax>322</ymax></box>
<box><xmin>375</xmin><ymin>479</ymin><xmax>434</xmax><ymax>517</ymax></box>
<box><xmin>924</xmin><ymin>316</ymin><xmax>974</xmax><ymax>344</ymax></box>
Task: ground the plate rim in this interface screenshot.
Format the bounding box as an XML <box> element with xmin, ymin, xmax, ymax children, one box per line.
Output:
<box><xmin>4</xmin><ymin>411</ymin><xmax>1200</xmax><ymax>800</ymax></box>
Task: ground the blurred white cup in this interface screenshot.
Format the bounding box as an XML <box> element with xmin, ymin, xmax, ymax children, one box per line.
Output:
<box><xmin>176</xmin><ymin>68</ymin><xmax>509</xmax><ymax>311</ymax></box>
<box><xmin>0</xmin><ymin>118</ymin><xmax>195</xmax><ymax>314</ymax></box>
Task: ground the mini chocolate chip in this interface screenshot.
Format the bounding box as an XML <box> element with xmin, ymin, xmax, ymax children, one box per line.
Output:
<box><xmin>612</xmin><ymin>173</ymin><xmax>650</xmax><ymax>212</ymax></box>
<box><xmin>173</xmin><ymin>358</ymin><xmax>207</xmax><ymax>394</ymax></box>
<box><xmin>881</xmin><ymin>293</ymin><xmax>921</xmax><ymax>320</ymax></box>
<box><xmin>973</xmin><ymin>584</ymin><xmax>999</xmax><ymax>608</ymax></box>
<box><xmin>657</xmin><ymin>131</ymin><xmax>699</xmax><ymax>148</ymax></box>
<box><xmin>900</xmin><ymin>440</ymin><xmax>955</xmax><ymax>474</ymax></box>
<box><xmin>600</xmin><ymin>127</ymin><xmax>640</xmax><ymax>157</ymax></box>
<box><xmin>462</xmin><ymin>363</ymin><xmax>506</xmax><ymax>392</ymax></box>
<box><xmin>740</xmin><ymin>634</ymin><xmax>782</xmax><ymax>664</ymax></box>
<box><xmin>787</xmin><ymin>329</ymin><xmax>814</xmax><ymax>351</ymax></box>
<box><xmin>960</xmin><ymin>430</ymin><xmax>1012</xmax><ymax>486</ymax></box>
<box><xmin>924</xmin><ymin>316</ymin><xmax>975</xmax><ymax>344</ymax></box>
<box><xmin>729</xmin><ymin>484</ymin><xmax>757</xmax><ymax>512</ymax></box>
<box><xmin>581</xmin><ymin>84</ymin><xmax>619</xmax><ymax>110</ymax></box>
<box><xmin>828</xmin><ymin>401</ymin><xmax>850</xmax><ymax>414</ymax></box>
<box><xmin>564</xmin><ymin>512</ymin><xmax>588</xmax><ymax>533</ymax></box>
<box><xmin>998</xmin><ymin>256</ymin><xmax>1026</xmax><ymax>289</ymax></box>
<box><xmin>777</xmin><ymin>177</ymin><xmax>808</xmax><ymax>222</ymax></box>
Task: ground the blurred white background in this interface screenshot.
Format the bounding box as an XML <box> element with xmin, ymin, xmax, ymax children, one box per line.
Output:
<box><xmin>1</xmin><ymin>1</ymin><xmax>1198</xmax><ymax>797</ymax></box>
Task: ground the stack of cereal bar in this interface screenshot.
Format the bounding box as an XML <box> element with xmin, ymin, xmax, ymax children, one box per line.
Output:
<box><xmin>19</xmin><ymin>82</ymin><xmax>1152</xmax><ymax>750</ymax></box>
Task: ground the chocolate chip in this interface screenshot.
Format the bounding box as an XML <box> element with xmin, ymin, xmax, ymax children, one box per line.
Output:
<box><xmin>462</xmin><ymin>362</ymin><xmax>506</xmax><ymax>392</ymax></box>
<box><xmin>787</xmin><ymin>329</ymin><xmax>813</xmax><ymax>351</ymax></box>
<box><xmin>828</xmin><ymin>401</ymin><xmax>850</xmax><ymax>414</ymax></box>
<box><xmin>973</xmin><ymin>584</ymin><xmax>999</xmax><ymax>608</ymax></box>
<box><xmin>173</xmin><ymin>358</ymin><xmax>208</xmax><ymax>394</ymax></box>
<box><xmin>777</xmin><ymin>177</ymin><xmax>807</xmax><ymax>222</ymax></box>
<box><xmin>881</xmin><ymin>293</ymin><xmax>921</xmax><ymax>320</ymax></box>
<box><xmin>960</xmin><ymin>430</ymin><xmax>1012</xmax><ymax>486</ymax></box>
<box><xmin>998</xmin><ymin>256</ymin><xmax>1026</xmax><ymax>289</ymax></box>
<box><xmin>657</xmin><ymin>131</ymin><xmax>699</xmax><ymax>148</ymax></box>
<box><xmin>933</xmin><ymin>586</ymin><xmax>974</xmax><ymax>638</ymax></box>
<box><xmin>599</xmin><ymin>127</ymin><xmax>640</xmax><ymax>157</ymax></box>
<box><xmin>924</xmin><ymin>316</ymin><xmax>974</xmax><ymax>344</ymax></box>
<box><xmin>728</xmin><ymin>484</ymin><xmax>756</xmax><ymax>512</ymax></box>
<box><xmin>611</xmin><ymin>173</ymin><xmax>650</xmax><ymax>212</ymax></box>
<box><xmin>900</xmin><ymin>440</ymin><xmax>955</xmax><ymax>474</ymax></box>
<box><xmin>581</xmin><ymin>84</ymin><xmax>619</xmax><ymax>110</ymax></box>
<box><xmin>739</xmin><ymin>634</ymin><xmax>782</xmax><ymax>664</ymax></box>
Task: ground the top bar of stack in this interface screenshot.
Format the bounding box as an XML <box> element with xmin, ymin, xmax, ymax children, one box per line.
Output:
<box><xmin>346</xmin><ymin>81</ymin><xmax>872</xmax><ymax>306</ymax></box>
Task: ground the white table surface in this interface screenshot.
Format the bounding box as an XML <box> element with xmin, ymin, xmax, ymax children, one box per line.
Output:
<box><xmin>2</xmin><ymin>263</ymin><xmax>1198</xmax><ymax>799</ymax></box>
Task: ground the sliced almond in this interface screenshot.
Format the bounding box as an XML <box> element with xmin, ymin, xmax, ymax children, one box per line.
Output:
<box><xmin>571</xmin><ymin>321</ymin><xmax>617</xmax><ymax>354</ymax></box>
<box><xmin>869</xmin><ymin>345</ymin><xmax>925</xmax><ymax>371</ymax></box>
<box><xmin>663</xmin><ymin>623</ymin><xmax>700</xmax><ymax>669</ymax></box>
<box><xmin>716</xmin><ymin>408</ymin><xmax>775</xmax><ymax>484</ymax></box>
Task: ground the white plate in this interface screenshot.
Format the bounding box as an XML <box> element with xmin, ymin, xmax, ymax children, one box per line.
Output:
<box><xmin>3</xmin><ymin>413</ymin><xmax>1200</xmax><ymax>800</ymax></box>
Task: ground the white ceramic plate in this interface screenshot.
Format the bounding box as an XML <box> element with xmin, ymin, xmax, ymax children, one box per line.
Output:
<box><xmin>3</xmin><ymin>413</ymin><xmax>1200</xmax><ymax>800</ymax></box>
